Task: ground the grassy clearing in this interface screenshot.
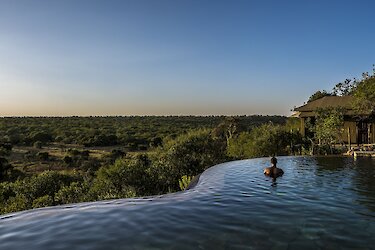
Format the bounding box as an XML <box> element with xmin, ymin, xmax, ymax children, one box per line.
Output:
<box><xmin>8</xmin><ymin>144</ymin><xmax>128</xmax><ymax>174</ymax></box>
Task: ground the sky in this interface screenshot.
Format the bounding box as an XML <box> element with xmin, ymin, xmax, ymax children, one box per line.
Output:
<box><xmin>0</xmin><ymin>0</ymin><xmax>374</xmax><ymax>116</ymax></box>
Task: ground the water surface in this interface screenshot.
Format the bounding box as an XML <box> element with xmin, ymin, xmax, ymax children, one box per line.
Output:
<box><xmin>1</xmin><ymin>156</ymin><xmax>374</xmax><ymax>249</ymax></box>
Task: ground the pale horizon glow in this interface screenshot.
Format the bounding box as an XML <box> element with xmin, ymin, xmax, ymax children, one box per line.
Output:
<box><xmin>1</xmin><ymin>0</ymin><xmax>374</xmax><ymax>116</ymax></box>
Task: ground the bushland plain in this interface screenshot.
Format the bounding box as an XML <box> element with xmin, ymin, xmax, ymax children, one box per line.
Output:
<box><xmin>0</xmin><ymin>115</ymin><xmax>299</xmax><ymax>214</ymax></box>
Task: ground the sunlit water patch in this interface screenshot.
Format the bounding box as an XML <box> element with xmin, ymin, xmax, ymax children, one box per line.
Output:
<box><xmin>1</xmin><ymin>157</ymin><xmax>374</xmax><ymax>249</ymax></box>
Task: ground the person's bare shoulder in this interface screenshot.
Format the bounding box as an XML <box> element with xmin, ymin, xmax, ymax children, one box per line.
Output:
<box><xmin>264</xmin><ymin>167</ymin><xmax>271</xmax><ymax>175</ymax></box>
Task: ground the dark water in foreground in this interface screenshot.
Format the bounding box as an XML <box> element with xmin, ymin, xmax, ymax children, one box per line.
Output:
<box><xmin>1</xmin><ymin>156</ymin><xmax>375</xmax><ymax>250</ymax></box>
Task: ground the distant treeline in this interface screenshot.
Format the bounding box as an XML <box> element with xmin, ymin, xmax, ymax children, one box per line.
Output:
<box><xmin>0</xmin><ymin>116</ymin><xmax>287</xmax><ymax>150</ymax></box>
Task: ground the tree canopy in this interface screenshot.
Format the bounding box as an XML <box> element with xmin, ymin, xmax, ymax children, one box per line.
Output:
<box><xmin>352</xmin><ymin>74</ymin><xmax>375</xmax><ymax>115</ymax></box>
<box><xmin>314</xmin><ymin>107</ymin><xmax>344</xmax><ymax>147</ymax></box>
<box><xmin>308</xmin><ymin>90</ymin><xmax>333</xmax><ymax>103</ymax></box>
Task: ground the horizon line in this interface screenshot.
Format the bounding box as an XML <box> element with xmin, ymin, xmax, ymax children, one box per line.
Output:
<box><xmin>0</xmin><ymin>114</ymin><xmax>288</xmax><ymax>118</ymax></box>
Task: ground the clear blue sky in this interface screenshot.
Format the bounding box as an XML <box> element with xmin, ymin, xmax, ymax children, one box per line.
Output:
<box><xmin>0</xmin><ymin>0</ymin><xmax>374</xmax><ymax>116</ymax></box>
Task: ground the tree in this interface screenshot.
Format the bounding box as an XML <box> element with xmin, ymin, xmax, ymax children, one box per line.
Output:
<box><xmin>32</xmin><ymin>195</ymin><xmax>54</xmax><ymax>208</ymax></box>
<box><xmin>37</xmin><ymin>152</ymin><xmax>49</xmax><ymax>161</ymax></box>
<box><xmin>55</xmin><ymin>182</ymin><xmax>89</xmax><ymax>204</ymax></box>
<box><xmin>27</xmin><ymin>171</ymin><xmax>79</xmax><ymax>202</ymax></box>
<box><xmin>212</xmin><ymin>117</ymin><xmax>240</xmax><ymax>147</ymax></box>
<box><xmin>0</xmin><ymin>157</ymin><xmax>13</xmax><ymax>181</ymax></box>
<box><xmin>63</xmin><ymin>155</ymin><xmax>73</xmax><ymax>166</ymax></box>
<box><xmin>149</xmin><ymin>137</ymin><xmax>163</xmax><ymax>148</ymax></box>
<box><xmin>314</xmin><ymin>107</ymin><xmax>344</xmax><ymax>150</ymax></box>
<box><xmin>33</xmin><ymin>141</ymin><xmax>43</xmax><ymax>149</ymax></box>
<box><xmin>90</xmin><ymin>154</ymin><xmax>153</xmax><ymax>199</ymax></box>
<box><xmin>332</xmin><ymin>79</ymin><xmax>357</xmax><ymax>96</ymax></box>
<box><xmin>308</xmin><ymin>90</ymin><xmax>332</xmax><ymax>103</ymax></box>
<box><xmin>103</xmin><ymin>149</ymin><xmax>126</xmax><ymax>164</ymax></box>
<box><xmin>161</xmin><ymin>129</ymin><xmax>227</xmax><ymax>179</ymax></box>
<box><xmin>227</xmin><ymin>123</ymin><xmax>300</xmax><ymax>159</ymax></box>
<box><xmin>0</xmin><ymin>144</ymin><xmax>13</xmax><ymax>181</ymax></box>
<box><xmin>178</xmin><ymin>175</ymin><xmax>193</xmax><ymax>191</ymax></box>
<box><xmin>352</xmin><ymin>74</ymin><xmax>375</xmax><ymax>115</ymax></box>
<box><xmin>30</xmin><ymin>131</ymin><xmax>53</xmax><ymax>144</ymax></box>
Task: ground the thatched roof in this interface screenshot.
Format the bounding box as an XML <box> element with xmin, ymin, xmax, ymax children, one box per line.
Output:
<box><xmin>293</xmin><ymin>96</ymin><xmax>356</xmax><ymax>118</ymax></box>
<box><xmin>295</xmin><ymin>96</ymin><xmax>354</xmax><ymax>112</ymax></box>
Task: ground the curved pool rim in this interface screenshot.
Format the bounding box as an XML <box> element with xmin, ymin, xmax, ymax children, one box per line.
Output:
<box><xmin>1</xmin><ymin>156</ymin><xmax>374</xmax><ymax>250</ymax></box>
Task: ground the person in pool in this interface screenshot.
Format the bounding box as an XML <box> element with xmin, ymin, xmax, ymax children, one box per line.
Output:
<box><xmin>264</xmin><ymin>157</ymin><xmax>284</xmax><ymax>178</ymax></box>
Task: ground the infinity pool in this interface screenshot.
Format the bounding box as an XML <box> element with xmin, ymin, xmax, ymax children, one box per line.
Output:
<box><xmin>1</xmin><ymin>157</ymin><xmax>374</xmax><ymax>249</ymax></box>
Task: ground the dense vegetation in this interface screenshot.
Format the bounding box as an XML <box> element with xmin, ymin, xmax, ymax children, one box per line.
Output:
<box><xmin>0</xmin><ymin>116</ymin><xmax>286</xmax><ymax>149</ymax></box>
<box><xmin>1</xmin><ymin>115</ymin><xmax>302</xmax><ymax>214</ymax></box>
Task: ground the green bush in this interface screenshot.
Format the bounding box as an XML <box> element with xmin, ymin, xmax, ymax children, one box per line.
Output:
<box><xmin>105</xmin><ymin>149</ymin><xmax>126</xmax><ymax>164</ymax></box>
<box><xmin>91</xmin><ymin>153</ymin><xmax>156</xmax><ymax>197</ymax></box>
<box><xmin>32</xmin><ymin>195</ymin><xmax>54</xmax><ymax>208</ymax></box>
<box><xmin>179</xmin><ymin>175</ymin><xmax>193</xmax><ymax>191</ymax></box>
<box><xmin>33</xmin><ymin>141</ymin><xmax>43</xmax><ymax>149</ymax></box>
<box><xmin>27</xmin><ymin>171</ymin><xmax>81</xmax><ymax>202</ymax></box>
<box><xmin>1</xmin><ymin>194</ymin><xmax>28</xmax><ymax>214</ymax></box>
<box><xmin>147</xmin><ymin>154</ymin><xmax>176</xmax><ymax>194</ymax></box>
<box><xmin>30</xmin><ymin>131</ymin><xmax>52</xmax><ymax>144</ymax></box>
<box><xmin>37</xmin><ymin>152</ymin><xmax>49</xmax><ymax>161</ymax></box>
<box><xmin>162</xmin><ymin>129</ymin><xmax>227</xmax><ymax>179</ymax></box>
<box><xmin>0</xmin><ymin>182</ymin><xmax>15</xmax><ymax>204</ymax></box>
<box><xmin>227</xmin><ymin>123</ymin><xmax>302</xmax><ymax>159</ymax></box>
<box><xmin>63</xmin><ymin>155</ymin><xmax>73</xmax><ymax>166</ymax></box>
<box><xmin>55</xmin><ymin>182</ymin><xmax>90</xmax><ymax>204</ymax></box>
<box><xmin>0</xmin><ymin>157</ymin><xmax>13</xmax><ymax>181</ymax></box>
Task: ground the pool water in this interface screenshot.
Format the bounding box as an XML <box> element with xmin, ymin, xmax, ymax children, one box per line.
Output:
<box><xmin>1</xmin><ymin>156</ymin><xmax>374</xmax><ymax>249</ymax></box>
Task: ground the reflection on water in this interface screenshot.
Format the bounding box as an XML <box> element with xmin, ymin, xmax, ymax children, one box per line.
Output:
<box><xmin>352</xmin><ymin>158</ymin><xmax>375</xmax><ymax>213</ymax></box>
<box><xmin>0</xmin><ymin>157</ymin><xmax>374</xmax><ymax>250</ymax></box>
<box><xmin>315</xmin><ymin>156</ymin><xmax>375</xmax><ymax>213</ymax></box>
<box><xmin>271</xmin><ymin>178</ymin><xmax>277</xmax><ymax>187</ymax></box>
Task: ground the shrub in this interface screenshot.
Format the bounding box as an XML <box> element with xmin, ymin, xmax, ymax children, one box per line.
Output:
<box><xmin>55</xmin><ymin>182</ymin><xmax>90</xmax><ymax>204</ymax></box>
<box><xmin>227</xmin><ymin>123</ymin><xmax>302</xmax><ymax>159</ymax></box>
<box><xmin>32</xmin><ymin>195</ymin><xmax>54</xmax><ymax>208</ymax></box>
<box><xmin>37</xmin><ymin>152</ymin><xmax>49</xmax><ymax>161</ymax></box>
<box><xmin>95</xmin><ymin>154</ymin><xmax>154</xmax><ymax>196</ymax></box>
<box><xmin>33</xmin><ymin>141</ymin><xmax>43</xmax><ymax>149</ymax></box>
<box><xmin>63</xmin><ymin>155</ymin><xmax>73</xmax><ymax>166</ymax></box>
<box><xmin>27</xmin><ymin>171</ymin><xmax>80</xmax><ymax>202</ymax></box>
<box><xmin>0</xmin><ymin>182</ymin><xmax>15</xmax><ymax>204</ymax></box>
<box><xmin>179</xmin><ymin>175</ymin><xmax>193</xmax><ymax>191</ymax></box>
<box><xmin>30</xmin><ymin>131</ymin><xmax>52</xmax><ymax>144</ymax></box>
<box><xmin>0</xmin><ymin>157</ymin><xmax>13</xmax><ymax>181</ymax></box>
<box><xmin>161</xmin><ymin>129</ymin><xmax>227</xmax><ymax>179</ymax></box>
<box><xmin>1</xmin><ymin>194</ymin><xmax>28</xmax><ymax>214</ymax></box>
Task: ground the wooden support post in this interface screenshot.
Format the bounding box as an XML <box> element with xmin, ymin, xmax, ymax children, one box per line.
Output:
<box><xmin>348</xmin><ymin>127</ymin><xmax>351</xmax><ymax>149</ymax></box>
<box><xmin>367</xmin><ymin>123</ymin><xmax>372</xmax><ymax>144</ymax></box>
<box><xmin>301</xmin><ymin>118</ymin><xmax>305</xmax><ymax>137</ymax></box>
<box><xmin>356</xmin><ymin>125</ymin><xmax>359</xmax><ymax>146</ymax></box>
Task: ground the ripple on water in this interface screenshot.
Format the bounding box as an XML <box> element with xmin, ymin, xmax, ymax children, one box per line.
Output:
<box><xmin>0</xmin><ymin>156</ymin><xmax>375</xmax><ymax>250</ymax></box>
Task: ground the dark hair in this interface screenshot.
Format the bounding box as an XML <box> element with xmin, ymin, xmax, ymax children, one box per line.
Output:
<box><xmin>271</xmin><ymin>157</ymin><xmax>277</xmax><ymax>165</ymax></box>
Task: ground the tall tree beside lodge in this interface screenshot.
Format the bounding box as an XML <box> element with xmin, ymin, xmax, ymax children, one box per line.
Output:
<box><xmin>314</xmin><ymin>107</ymin><xmax>344</xmax><ymax>150</ymax></box>
<box><xmin>330</xmin><ymin>66</ymin><xmax>375</xmax><ymax>113</ymax></box>
<box><xmin>352</xmin><ymin>71</ymin><xmax>375</xmax><ymax>115</ymax></box>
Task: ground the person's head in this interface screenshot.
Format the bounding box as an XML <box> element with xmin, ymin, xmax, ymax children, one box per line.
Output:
<box><xmin>271</xmin><ymin>156</ymin><xmax>277</xmax><ymax>166</ymax></box>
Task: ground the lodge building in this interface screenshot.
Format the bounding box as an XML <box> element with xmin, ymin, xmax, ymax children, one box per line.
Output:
<box><xmin>293</xmin><ymin>96</ymin><xmax>375</xmax><ymax>145</ymax></box>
